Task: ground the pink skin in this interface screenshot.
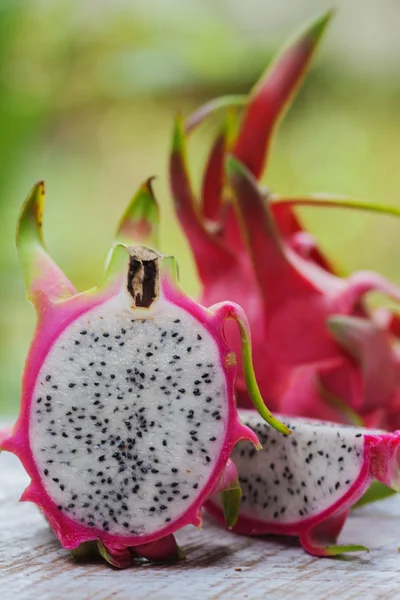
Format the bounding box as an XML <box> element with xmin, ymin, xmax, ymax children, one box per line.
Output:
<box><xmin>1</xmin><ymin>256</ymin><xmax>257</xmax><ymax>552</ymax></box>
<box><xmin>206</xmin><ymin>428</ymin><xmax>400</xmax><ymax>556</ymax></box>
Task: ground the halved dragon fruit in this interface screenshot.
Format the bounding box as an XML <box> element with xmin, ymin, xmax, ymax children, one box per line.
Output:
<box><xmin>169</xmin><ymin>11</ymin><xmax>400</xmax><ymax>429</ymax></box>
<box><xmin>206</xmin><ymin>410</ymin><xmax>400</xmax><ymax>556</ymax></box>
<box><xmin>0</xmin><ymin>180</ymin><xmax>288</xmax><ymax>568</ymax></box>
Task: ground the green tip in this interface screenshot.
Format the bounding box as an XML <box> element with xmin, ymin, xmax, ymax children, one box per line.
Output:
<box><xmin>225</xmin><ymin>154</ymin><xmax>247</xmax><ymax>181</ymax></box>
<box><xmin>177</xmin><ymin>545</ymin><xmax>187</xmax><ymax>561</ymax></box>
<box><xmin>184</xmin><ymin>94</ymin><xmax>246</xmax><ymax>134</ymax></box>
<box><xmin>115</xmin><ymin>178</ymin><xmax>160</xmax><ymax>248</ymax></box>
<box><xmin>325</xmin><ymin>544</ymin><xmax>369</xmax><ymax>556</ymax></box>
<box><xmin>71</xmin><ymin>541</ymin><xmax>99</xmax><ymax>561</ymax></box>
<box><xmin>172</xmin><ymin>114</ymin><xmax>186</xmax><ymax>154</ymax></box>
<box><xmin>305</xmin><ymin>9</ymin><xmax>335</xmax><ymax>44</ymax></box>
<box><xmin>17</xmin><ymin>181</ymin><xmax>45</xmax><ymax>253</ymax></box>
<box><xmin>353</xmin><ymin>481</ymin><xmax>398</xmax><ymax>509</ymax></box>
<box><xmin>221</xmin><ymin>487</ymin><xmax>242</xmax><ymax>528</ymax></box>
<box><xmin>160</xmin><ymin>255</ymin><xmax>181</xmax><ymax>287</ymax></box>
<box><xmin>100</xmin><ymin>243</ymin><xmax>130</xmax><ymax>291</ymax></box>
<box><xmin>227</xmin><ymin>304</ymin><xmax>291</xmax><ymax>435</ymax></box>
<box><xmin>223</xmin><ymin>109</ymin><xmax>239</xmax><ymax>148</ymax></box>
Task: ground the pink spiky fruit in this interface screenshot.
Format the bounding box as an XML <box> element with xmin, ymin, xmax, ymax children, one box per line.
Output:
<box><xmin>0</xmin><ymin>180</ymin><xmax>288</xmax><ymax>568</ymax></box>
<box><xmin>206</xmin><ymin>410</ymin><xmax>400</xmax><ymax>556</ymax></box>
<box><xmin>169</xmin><ymin>11</ymin><xmax>400</xmax><ymax>428</ymax></box>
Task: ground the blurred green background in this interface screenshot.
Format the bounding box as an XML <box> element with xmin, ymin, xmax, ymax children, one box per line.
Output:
<box><xmin>1</xmin><ymin>0</ymin><xmax>400</xmax><ymax>415</ymax></box>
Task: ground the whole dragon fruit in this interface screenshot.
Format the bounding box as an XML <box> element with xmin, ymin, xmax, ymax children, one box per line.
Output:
<box><xmin>0</xmin><ymin>180</ymin><xmax>287</xmax><ymax>568</ymax></box>
<box><xmin>207</xmin><ymin>410</ymin><xmax>400</xmax><ymax>556</ymax></box>
<box><xmin>169</xmin><ymin>12</ymin><xmax>400</xmax><ymax>429</ymax></box>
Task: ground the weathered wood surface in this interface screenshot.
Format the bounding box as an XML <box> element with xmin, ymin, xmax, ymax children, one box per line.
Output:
<box><xmin>1</xmin><ymin>452</ymin><xmax>400</xmax><ymax>600</ymax></box>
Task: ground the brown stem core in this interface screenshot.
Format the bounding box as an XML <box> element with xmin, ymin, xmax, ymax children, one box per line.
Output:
<box><xmin>127</xmin><ymin>248</ymin><xmax>160</xmax><ymax>308</ymax></box>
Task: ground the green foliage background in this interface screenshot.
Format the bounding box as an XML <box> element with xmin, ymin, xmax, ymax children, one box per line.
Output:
<box><xmin>1</xmin><ymin>0</ymin><xmax>400</xmax><ymax>414</ymax></box>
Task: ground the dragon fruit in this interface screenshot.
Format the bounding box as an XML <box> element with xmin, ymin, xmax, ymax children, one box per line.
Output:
<box><xmin>169</xmin><ymin>12</ymin><xmax>400</xmax><ymax>429</ymax></box>
<box><xmin>206</xmin><ymin>410</ymin><xmax>400</xmax><ymax>556</ymax></box>
<box><xmin>0</xmin><ymin>179</ymin><xmax>287</xmax><ymax>568</ymax></box>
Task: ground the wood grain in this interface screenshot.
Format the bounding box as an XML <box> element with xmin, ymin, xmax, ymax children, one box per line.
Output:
<box><xmin>1</xmin><ymin>445</ymin><xmax>400</xmax><ymax>599</ymax></box>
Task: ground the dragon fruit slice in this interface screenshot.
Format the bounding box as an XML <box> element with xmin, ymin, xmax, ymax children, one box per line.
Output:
<box><xmin>206</xmin><ymin>410</ymin><xmax>400</xmax><ymax>556</ymax></box>
<box><xmin>0</xmin><ymin>179</ymin><xmax>287</xmax><ymax>568</ymax></box>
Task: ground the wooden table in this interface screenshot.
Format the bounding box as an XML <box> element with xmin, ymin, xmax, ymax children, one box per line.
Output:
<box><xmin>1</xmin><ymin>451</ymin><xmax>400</xmax><ymax>600</ymax></box>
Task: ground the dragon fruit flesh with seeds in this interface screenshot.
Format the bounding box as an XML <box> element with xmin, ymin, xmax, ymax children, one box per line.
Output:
<box><xmin>0</xmin><ymin>180</ymin><xmax>287</xmax><ymax>568</ymax></box>
<box><xmin>169</xmin><ymin>12</ymin><xmax>400</xmax><ymax>429</ymax></box>
<box><xmin>206</xmin><ymin>410</ymin><xmax>400</xmax><ymax>556</ymax></box>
